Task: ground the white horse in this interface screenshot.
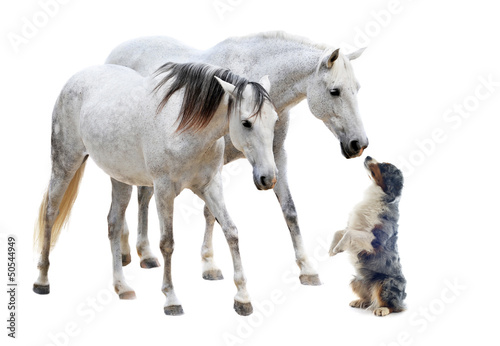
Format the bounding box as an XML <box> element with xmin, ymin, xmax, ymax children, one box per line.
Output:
<box><xmin>33</xmin><ymin>62</ymin><xmax>278</xmax><ymax>316</ymax></box>
<box><xmin>106</xmin><ymin>31</ymin><xmax>369</xmax><ymax>285</ymax></box>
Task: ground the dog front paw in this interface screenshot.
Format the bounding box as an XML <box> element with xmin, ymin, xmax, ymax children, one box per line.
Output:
<box><xmin>329</xmin><ymin>230</ymin><xmax>347</xmax><ymax>256</ymax></box>
<box><xmin>374</xmin><ymin>307</ymin><xmax>391</xmax><ymax>317</ymax></box>
<box><xmin>329</xmin><ymin>246</ymin><xmax>343</xmax><ymax>257</ymax></box>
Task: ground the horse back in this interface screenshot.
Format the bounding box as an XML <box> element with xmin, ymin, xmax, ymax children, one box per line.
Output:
<box><xmin>106</xmin><ymin>36</ymin><xmax>200</xmax><ymax>76</ymax></box>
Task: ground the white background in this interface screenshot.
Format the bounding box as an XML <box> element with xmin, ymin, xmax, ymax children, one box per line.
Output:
<box><xmin>1</xmin><ymin>0</ymin><xmax>499</xmax><ymax>345</ymax></box>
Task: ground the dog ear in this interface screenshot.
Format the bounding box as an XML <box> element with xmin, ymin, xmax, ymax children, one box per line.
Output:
<box><xmin>383</xmin><ymin>168</ymin><xmax>404</xmax><ymax>203</ymax></box>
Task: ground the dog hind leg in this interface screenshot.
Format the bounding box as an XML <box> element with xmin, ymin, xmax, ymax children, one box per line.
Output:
<box><xmin>350</xmin><ymin>277</ymin><xmax>372</xmax><ymax>309</ymax></box>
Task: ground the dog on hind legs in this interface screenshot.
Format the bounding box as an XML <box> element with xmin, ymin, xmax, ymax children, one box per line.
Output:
<box><xmin>329</xmin><ymin>156</ymin><xmax>406</xmax><ymax>317</ymax></box>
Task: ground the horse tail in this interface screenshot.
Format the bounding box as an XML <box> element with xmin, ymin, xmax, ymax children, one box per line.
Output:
<box><xmin>34</xmin><ymin>160</ymin><xmax>87</xmax><ymax>252</ymax></box>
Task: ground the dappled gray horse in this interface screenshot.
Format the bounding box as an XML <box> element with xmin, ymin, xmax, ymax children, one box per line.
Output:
<box><xmin>106</xmin><ymin>31</ymin><xmax>369</xmax><ymax>285</ymax></box>
<box><xmin>33</xmin><ymin>62</ymin><xmax>278</xmax><ymax>316</ymax></box>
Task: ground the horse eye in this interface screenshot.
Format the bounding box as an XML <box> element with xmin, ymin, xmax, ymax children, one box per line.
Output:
<box><xmin>242</xmin><ymin>120</ymin><xmax>252</xmax><ymax>128</ymax></box>
<box><xmin>330</xmin><ymin>88</ymin><xmax>340</xmax><ymax>97</ymax></box>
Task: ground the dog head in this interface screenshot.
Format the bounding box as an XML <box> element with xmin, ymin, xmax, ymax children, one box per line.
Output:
<box><xmin>364</xmin><ymin>156</ymin><xmax>404</xmax><ymax>203</ymax></box>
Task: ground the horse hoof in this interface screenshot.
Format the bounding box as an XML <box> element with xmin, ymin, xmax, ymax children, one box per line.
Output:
<box><xmin>202</xmin><ymin>269</ymin><xmax>224</xmax><ymax>281</ymax></box>
<box><xmin>33</xmin><ymin>283</ymin><xmax>50</xmax><ymax>295</ymax></box>
<box><xmin>122</xmin><ymin>254</ymin><xmax>132</xmax><ymax>266</ymax></box>
<box><xmin>164</xmin><ymin>305</ymin><xmax>184</xmax><ymax>316</ymax></box>
<box><xmin>140</xmin><ymin>258</ymin><xmax>161</xmax><ymax>269</ymax></box>
<box><xmin>299</xmin><ymin>274</ymin><xmax>322</xmax><ymax>286</ymax></box>
<box><xmin>118</xmin><ymin>291</ymin><xmax>136</xmax><ymax>300</ymax></box>
<box><xmin>234</xmin><ymin>301</ymin><xmax>253</xmax><ymax>316</ymax></box>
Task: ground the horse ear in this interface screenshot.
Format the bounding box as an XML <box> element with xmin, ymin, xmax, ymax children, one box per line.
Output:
<box><xmin>258</xmin><ymin>75</ymin><xmax>271</xmax><ymax>93</ymax></box>
<box><xmin>326</xmin><ymin>48</ymin><xmax>340</xmax><ymax>69</ymax></box>
<box><xmin>214</xmin><ymin>76</ymin><xmax>236</xmax><ymax>96</ymax></box>
<box><xmin>347</xmin><ymin>47</ymin><xmax>366</xmax><ymax>61</ymax></box>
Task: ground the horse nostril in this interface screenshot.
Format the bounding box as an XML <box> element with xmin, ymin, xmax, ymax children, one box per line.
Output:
<box><xmin>350</xmin><ymin>140</ymin><xmax>361</xmax><ymax>153</ymax></box>
<box><xmin>260</xmin><ymin>176</ymin><xmax>267</xmax><ymax>186</ymax></box>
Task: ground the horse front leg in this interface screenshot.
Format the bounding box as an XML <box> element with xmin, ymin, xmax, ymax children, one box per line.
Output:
<box><xmin>108</xmin><ymin>178</ymin><xmax>135</xmax><ymax>299</ymax></box>
<box><xmin>137</xmin><ymin>186</ymin><xmax>160</xmax><ymax>268</ymax></box>
<box><xmin>201</xmin><ymin>204</ymin><xmax>224</xmax><ymax>280</ymax></box>
<box><xmin>273</xmin><ymin>146</ymin><xmax>321</xmax><ymax>286</ymax></box>
<box><xmin>197</xmin><ymin>175</ymin><xmax>252</xmax><ymax>316</ymax></box>
<box><xmin>154</xmin><ymin>179</ymin><xmax>183</xmax><ymax>316</ymax></box>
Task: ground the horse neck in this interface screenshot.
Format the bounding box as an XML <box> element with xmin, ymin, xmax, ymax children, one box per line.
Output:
<box><xmin>204</xmin><ymin>36</ymin><xmax>324</xmax><ymax>113</ymax></box>
<box><xmin>269</xmin><ymin>48</ymin><xmax>320</xmax><ymax>113</ymax></box>
<box><xmin>189</xmin><ymin>102</ymin><xmax>230</xmax><ymax>149</ymax></box>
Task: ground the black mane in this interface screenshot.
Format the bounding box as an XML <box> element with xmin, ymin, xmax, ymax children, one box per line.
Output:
<box><xmin>153</xmin><ymin>62</ymin><xmax>273</xmax><ymax>132</ymax></box>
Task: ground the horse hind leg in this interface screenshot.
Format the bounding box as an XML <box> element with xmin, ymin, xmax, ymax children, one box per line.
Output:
<box><xmin>120</xmin><ymin>220</ymin><xmax>131</xmax><ymax>266</ymax></box>
<box><xmin>34</xmin><ymin>92</ymin><xmax>90</xmax><ymax>295</ymax></box>
<box><xmin>34</xmin><ymin>153</ymin><xmax>88</xmax><ymax>295</ymax></box>
<box><xmin>201</xmin><ymin>204</ymin><xmax>224</xmax><ymax>280</ymax></box>
<box><xmin>108</xmin><ymin>179</ymin><xmax>136</xmax><ymax>299</ymax></box>
<box><xmin>136</xmin><ymin>186</ymin><xmax>160</xmax><ymax>269</ymax></box>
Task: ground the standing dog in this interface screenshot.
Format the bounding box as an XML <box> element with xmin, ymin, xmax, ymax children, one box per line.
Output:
<box><xmin>329</xmin><ymin>156</ymin><xmax>406</xmax><ymax>316</ymax></box>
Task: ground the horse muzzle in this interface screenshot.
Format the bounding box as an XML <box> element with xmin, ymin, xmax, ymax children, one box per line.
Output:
<box><xmin>340</xmin><ymin>138</ymin><xmax>369</xmax><ymax>159</ymax></box>
<box><xmin>253</xmin><ymin>170</ymin><xmax>277</xmax><ymax>190</ymax></box>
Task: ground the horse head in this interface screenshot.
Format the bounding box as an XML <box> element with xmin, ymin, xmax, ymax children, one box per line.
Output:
<box><xmin>306</xmin><ymin>47</ymin><xmax>369</xmax><ymax>159</ymax></box>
